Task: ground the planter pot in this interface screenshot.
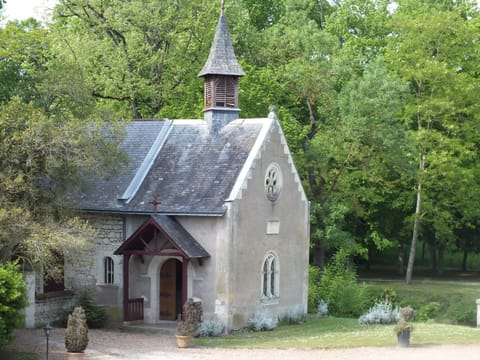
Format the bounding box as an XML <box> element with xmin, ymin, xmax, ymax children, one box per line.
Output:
<box><xmin>397</xmin><ymin>329</ymin><xmax>410</xmax><ymax>348</ymax></box>
<box><xmin>176</xmin><ymin>335</ymin><xmax>193</xmax><ymax>348</ymax></box>
<box><xmin>66</xmin><ymin>352</ymin><xmax>85</xmax><ymax>359</ymax></box>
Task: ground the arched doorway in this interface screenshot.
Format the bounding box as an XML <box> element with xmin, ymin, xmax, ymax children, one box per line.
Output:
<box><xmin>159</xmin><ymin>259</ymin><xmax>183</xmax><ymax>320</ymax></box>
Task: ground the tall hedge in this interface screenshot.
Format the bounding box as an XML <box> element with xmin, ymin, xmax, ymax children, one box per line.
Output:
<box><xmin>0</xmin><ymin>262</ymin><xmax>27</xmax><ymax>347</ymax></box>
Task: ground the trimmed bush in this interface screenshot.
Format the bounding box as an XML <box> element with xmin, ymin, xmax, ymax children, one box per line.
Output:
<box><xmin>65</xmin><ymin>306</ymin><xmax>89</xmax><ymax>353</ymax></box>
<box><xmin>0</xmin><ymin>262</ymin><xmax>27</xmax><ymax>348</ymax></box>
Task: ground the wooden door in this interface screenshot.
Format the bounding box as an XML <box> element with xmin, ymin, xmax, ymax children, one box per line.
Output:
<box><xmin>159</xmin><ymin>259</ymin><xmax>177</xmax><ymax>320</ymax></box>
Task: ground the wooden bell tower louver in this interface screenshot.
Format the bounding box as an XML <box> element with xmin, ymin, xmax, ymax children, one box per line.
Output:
<box><xmin>198</xmin><ymin>1</ymin><xmax>245</xmax><ymax>134</ymax></box>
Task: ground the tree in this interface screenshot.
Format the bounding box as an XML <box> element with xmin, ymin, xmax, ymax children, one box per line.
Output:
<box><xmin>0</xmin><ymin>262</ymin><xmax>27</xmax><ymax>347</ymax></box>
<box><xmin>0</xmin><ymin>97</ymin><xmax>124</xmax><ymax>279</ymax></box>
<box><xmin>385</xmin><ymin>0</ymin><xmax>480</xmax><ymax>283</ymax></box>
<box><xmin>51</xmin><ymin>0</ymin><xmax>221</xmax><ymax>119</ymax></box>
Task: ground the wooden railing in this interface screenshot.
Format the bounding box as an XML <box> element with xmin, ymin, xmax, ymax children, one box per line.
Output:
<box><xmin>126</xmin><ymin>297</ymin><xmax>144</xmax><ymax>321</ymax></box>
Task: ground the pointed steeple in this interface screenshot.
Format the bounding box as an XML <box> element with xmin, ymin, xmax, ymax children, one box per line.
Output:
<box><xmin>199</xmin><ymin>1</ymin><xmax>245</xmax><ymax>135</ymax></box>
<box><xmin>198</xmin><ymin>1</ymin><xmax>245</xmax><ymax>77</ymax></box>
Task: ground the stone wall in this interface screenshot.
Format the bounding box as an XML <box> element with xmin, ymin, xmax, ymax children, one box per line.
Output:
<box><xmin>34</xmin><ymin>292</ymin><xmax>75</xmax><ymax>326</ymax></box>
<box><xmin>65</xmin><ymin>213</ymin><xmax>125</xmax><ymax>291</ymax></box>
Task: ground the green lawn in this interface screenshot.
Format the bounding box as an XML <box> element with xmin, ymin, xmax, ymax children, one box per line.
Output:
<box><xmin>364</xmin><ymin>280</ymin><xmax>479</xmax><ymax>325</ymax></box>
<box><xmin>195</xmin><ymin>317</ymin><xmax>480</xmax><ymax>349</ymax></box>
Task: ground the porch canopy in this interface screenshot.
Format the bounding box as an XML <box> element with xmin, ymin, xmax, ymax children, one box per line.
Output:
<box><xmin>114</xmin><ymin>214</ymin><xmax>209</xmax><ymax>321</ymax></box>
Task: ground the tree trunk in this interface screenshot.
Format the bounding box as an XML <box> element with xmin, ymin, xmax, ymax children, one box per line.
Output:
<box><xmin>431</xmin><ymin>242</ymin><xmax>437</xmax><ymax>273</ymax></box>
<box><xmin>437</xmin><ymin>246</ymin><xmax>444</xmax><ymax>275</ymax></box>
<box><xmin>462</xmin><ymin>249</ymin><xmax>468</xmax><ymax>272</ymax></box>
<box><xmin>398</xmin><ymin>244</ymin><xmax>404</xmax><ymax>276</ymax></box>
<box><xmin>406</xmin><ymin>154</ymin><xmax>425</xmax><ymax>285</ymax></box>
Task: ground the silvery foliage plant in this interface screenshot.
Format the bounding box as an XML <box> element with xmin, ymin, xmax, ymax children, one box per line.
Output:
<box><xmin>317</xmin><ymin>299</ymin><xmax>329</xmax><ymax>317</ymax></box>
<box><xmin>248</xmin><ymin>311</ymin><xmax>278</xmax><ymax>331</ymax></box>
<box><xmin>358</xmin><ymin>301</ymin><xmax>399</xmax><ymax>325</ymax></box>
<box><xmin>198</xmin><ymin>319</ymin><xmax>225</xmax><ymax>337</ymax></box>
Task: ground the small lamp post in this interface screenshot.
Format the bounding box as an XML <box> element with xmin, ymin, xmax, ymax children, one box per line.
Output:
<box><xmin>43</xmin><ymin>322</ymin><xmax>51</xmax><ymax>360</ymax></box>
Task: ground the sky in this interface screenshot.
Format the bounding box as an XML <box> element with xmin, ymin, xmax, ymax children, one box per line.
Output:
<box><xmin>2</xmin><ymin>0</ymin><xmax>480</xmax><ymax>23</ymax></box>
<box><xmin>1</xmin><ymin>0</ymin><xmax>58</xmax><ymax>23</ymax></box>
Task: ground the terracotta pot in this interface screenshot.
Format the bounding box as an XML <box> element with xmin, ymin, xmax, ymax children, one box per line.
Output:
<box><xmin>175</xmin><ymin>335</ymin><xmax>193</xmax><ymax>348</ymax></box>
<box><xmin>66</xmin><ymin>351</ymin><xmax>85</xmax><ymax>359</ymax></box>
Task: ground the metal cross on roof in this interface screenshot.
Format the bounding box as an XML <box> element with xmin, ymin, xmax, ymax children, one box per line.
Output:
<box><xmin>149</xmin><ymin>195</ymin><xmax>161</xmax><ymax>214</ymax></box>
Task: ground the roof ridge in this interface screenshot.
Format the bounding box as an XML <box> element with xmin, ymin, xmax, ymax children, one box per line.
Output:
<box><xmin>119</xmin><ymin>120</ymin><xmax>173</xmax><ymax>203</ymax></box>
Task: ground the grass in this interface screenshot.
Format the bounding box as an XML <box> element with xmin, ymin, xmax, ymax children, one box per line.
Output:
<box><xmin>364</xmin><ymin>280</ymin><xmax>479</xmax><ymax>325</ymax></box>
<box><xmin>195</xmin><ymin>316</ymin><xmax>480</xmax><ymax>349</ymax></box>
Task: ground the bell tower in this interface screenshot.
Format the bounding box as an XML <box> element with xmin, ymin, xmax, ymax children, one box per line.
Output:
<box><xmin>198</xmin><ymin>0</ymin><xmax>245</xmax><ymax>134</ymax></box>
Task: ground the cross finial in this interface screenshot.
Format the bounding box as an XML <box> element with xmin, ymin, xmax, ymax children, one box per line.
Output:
<box><xmin>149</xmin><ymin>195</ymin><xmax>161</xmax><ymax>214</ymax></box>
<box><xmin>221</xmin><ymin>0</ymin><xmax>225</xmax><ymax>15</ymax></box>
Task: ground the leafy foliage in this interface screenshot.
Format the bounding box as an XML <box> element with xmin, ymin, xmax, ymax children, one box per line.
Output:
<box><xmin>416</xmin><ymin>302</ymin><xmax>441</xmax><ymax>322</ymax></box>
<box><xmin>57</xmin><ymin>291</ymin><xmax>108</xmax><ymax>329</ymax></box>
<box><xmin>319</xmin><ymin>251</ymin><xmax>369</xmax><ymax>317</ymax></box>
<box><xmin>1</xmin><ymin>0</ymin><xmax>480</xmax><ymax>281</ymax></box>
<box><xmin>308</xmin><ymin>265</ymin><xmax>322</xmax><ymax>313</ymax></box>
<box><xmin>0</xmin><ymin>262</ymin><xmax>27</xmax><ymax>348</ymax></box>
<box><xmin>0</xmin><ymin>95</ymin><xmax>124</xmax><ymax>277</ymax></box>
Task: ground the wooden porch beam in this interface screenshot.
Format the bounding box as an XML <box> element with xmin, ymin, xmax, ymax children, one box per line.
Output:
<box><xmin>123</xmin><ymin>254</ymin><xmax>131</xmax><ymax>322</ymax></box>
<box><xmin>182</xmin><ymin>257</ymin><xmax>189</xmax><ymax>312</ymax></box>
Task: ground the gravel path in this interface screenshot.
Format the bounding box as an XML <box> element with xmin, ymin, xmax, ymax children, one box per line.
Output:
<box><xmin>7</xmin><ymin>328</ymin><xmax>480</xmax><ymax>360</ymax></box>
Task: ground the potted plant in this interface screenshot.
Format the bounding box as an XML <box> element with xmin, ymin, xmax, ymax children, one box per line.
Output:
<box><xmin>65</xmin><ymin>306</ymin><xmax>89</xmax><ymax>358</ymax></box>
<box><xmin>176</xmin><ymin>298</ymin><xmax>202</xmax><ymax>348</ymax></box>
<box><xmin>394</xmin><ymin>306</ymin><xmax>414</xmax><ymax>347</ymax></box>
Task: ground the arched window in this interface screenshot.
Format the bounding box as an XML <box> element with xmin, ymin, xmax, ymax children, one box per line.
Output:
<box><xmin>261</xmin><ymin>252</ymin><xmax>279</xmax><ymax>300</ymax></box>
<box><xmin>104</xmin><ymin>256</ymin><xmax>114</xmax><ymax>284</ymax></box>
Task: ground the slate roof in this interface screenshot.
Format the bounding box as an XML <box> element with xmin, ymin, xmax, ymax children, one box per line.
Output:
<box><xmin>114</xmin><ymin>215</ymin><xmax>210</xmax><ymax>258</ymax></box>
<box><xmin>76</xmin><ymin>118</ymin><xmax>266</xmax><ymax>216</ymax></box>
<box><xmin>153</xmin><ymin>215</ymin><xmax>210</xmax><ymax>258</ymax></box>
<box><xmin>197</xmin><ymin>7</ymin><xmax>245</xmax><ymax>77</ymax></box>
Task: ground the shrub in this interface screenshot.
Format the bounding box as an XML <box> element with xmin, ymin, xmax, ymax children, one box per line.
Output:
<box><xmin>278</xmin><ymin>310</ymin><xmax>307</xmax><ymax>325</ymax></box>
<box><xmin>308</xmin><ymin>265</ymin><xmax>322</xmax><ymax>313</ymax></box>
<box><xmin>319</xmin><ymin>250</ymin><xmax>369</xmax><ymax>317</ymax></box>
<box><xmin>177</xmin><ymin>298</ymin><xmax>202</xmax><ymax>336</ymax></box>
<box><xmin>0</xmin><ymin>262</ymin><xmax>27</xmax><ymax>348</ymax></box>
<box><xmin>65</xmin><ymin>306</ymin><xmax>89</xmax><ymax>353</ymax></box>
<box><xmin>378</xmin><ymin>287</ymin><xmax>397</xmax><ymax>304</ymax></box>
<box><xmin>445</xmin><ymin>300</ymin><xmax>476</xmax><ymax>326</ymax></box>
<box><xmin>397</xmin><ymin>306</ymin><xmax>414</xmax><ymax>322</ymax></box>
<box><xmin>416</xmin><ymin>302</ymin><xmax>441</xmax><ymax>322</ymax></box>
<box><xmin>359</xmin><ymin>301</ymin><xmax>399</xmax><ymax>325</ymax></box>
<box><xmin>57</xmin><ymin>290</ymin><xmax>108</xmax><ymax>328</ymax></box>
<box><xmin>317</xmin><ymin>299</ymin><xmax>329</xmax><ymax>318</ymax></box>
<box><xmin>198</xmin><ymin>319</ymin><xmax>225</xmax><ymax>337</ymax></box>
<box><xmin>247</xmin><ymin>312</ymin><xmax>278</xmax><ymax>331</ymax></box>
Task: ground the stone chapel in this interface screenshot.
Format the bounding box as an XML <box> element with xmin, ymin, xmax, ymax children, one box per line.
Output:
<box><xmin>25</xmin><ymin>2</ymin><xmax>310</xmax><ymax>331</ymax></box>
